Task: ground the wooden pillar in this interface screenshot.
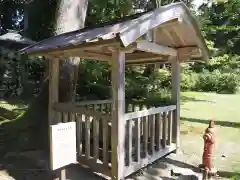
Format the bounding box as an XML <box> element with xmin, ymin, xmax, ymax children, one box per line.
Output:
<box><xmin>48</xmin><ymin>58</ymin><xmax>59</xmax><ymax>126</ymax></box>
<box><xmin>111</xmin><ymin>49</ymin><xmax>126</xmax><ymax>180</ymax></box>
<box><xmin>49</xmin><ymin>58</ymin><xmax>66</xmax><ymax>180</ymax></box>
<box><xmin>171</xmin><ymin>56</ymin><xmax>180</xmax><ymax>150</ymax></box>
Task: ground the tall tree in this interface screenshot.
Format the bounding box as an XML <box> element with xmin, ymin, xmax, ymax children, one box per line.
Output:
<box><xmin>198</xmin><ymin>0</ymin><xmax>240</xmax><ymax>55</ymax></box>
<box><xmin>54</xmin><ymin>0</ymin><xmax>88</xmax><ymax>102</ymax></box>
<box><xmin>2</xmin><ymin>0</ymin><xmax>89</xmax><ymax>152</ymax></box>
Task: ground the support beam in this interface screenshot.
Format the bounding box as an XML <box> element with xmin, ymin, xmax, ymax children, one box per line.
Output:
<box><xmin>48</xmin><ymin>58</ymin><xmax>66</xmax><ymax>180</ymax></box>
<box><xmin>111</xmin><ymin>50</ymin><xmax>126</xmax><ymax>180</ymax></box>
<box><xmin>136</xmin><ymin>40</ymin><xmax>177</xmax><ymax>57</ymax></box>
<box><xmin>48</xmin><ymin>58</ymin><xmax>60</xmax><ymax>126</ymax></box>
<box><xmin>178</xmin><ymin>46</ymin><xmax>200</xmax><ymax>61</ymax></box>
<box><xmin>126</xmin><ymin>59</ymin><xmax>169</xmax><ymax>66</ymax></box>
<box><xmin>48</xmin><ymin>50</ymin><xmax>111</xmax><ymax>61</ymax></box>
<box><xmin>126</xmin><ymin>52</ymin><xmax>164</xmax><ymax>62</ymax></box>
<box><xmin>171</xmin><ymin>56</ymin><xmax>180</xmax><ymax>151</ymax></box>
<box><xmin>25</xmin><ymin>39</ymin><xmax>119</xmax><ymax>57</ymax></box>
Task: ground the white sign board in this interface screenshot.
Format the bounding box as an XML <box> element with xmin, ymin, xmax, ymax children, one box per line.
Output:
<box><xmin>50</xmin><ymin>122</ymin><xmax>77</xmax><ymax>170</ymax></box>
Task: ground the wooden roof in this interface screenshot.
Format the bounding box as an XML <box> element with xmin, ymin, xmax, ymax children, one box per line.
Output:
<box><xmin>20</xmin><ymin>2</ymin><xmax>209</xmax><ymax>65</ymax></box>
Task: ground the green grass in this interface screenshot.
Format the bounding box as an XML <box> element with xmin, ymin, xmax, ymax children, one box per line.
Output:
<box><xmin>180</xmin><ymin>92</ymin><xmax>240</xmax><ymax>178</ymax></box>
<box><xmin>0</xmin><ymin>100</ymin><xmax>27</xmax><ymax>125</ymax></box>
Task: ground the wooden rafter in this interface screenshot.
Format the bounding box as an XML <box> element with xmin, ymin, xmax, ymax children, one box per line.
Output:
<box><xmin>135</xmin><ymin>40</ymin><xmax>177</xmax><ymax>57</ymax></box>
<box><xmin>26</xmin><ymin>39</ymin><xmax>119</xmax><ymax>57</ymax></box>
<box><xmin>178</xmin><ymin>46</ymin><xmax>200</xmax><ymax>61</ymax></box>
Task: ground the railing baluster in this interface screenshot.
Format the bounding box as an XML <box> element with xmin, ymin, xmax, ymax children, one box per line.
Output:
<box><xmin>107</xmin><ymin>103</ymin><xmax>110</xmax><ymax>114</ymax></box>
<box><xmin>109</xmin><ymin>103</ymin><xmax>112</xmax><ymax>114</ymax></box>
<box><xmin>85</xmin><ymin>116</ymin><xmax>91</xmax><ymax>159</ymax></box>
<box><xmin>76</xmin><ymin>114</ymin><xmax>83</xmax><ymax>155</ymax></box>
<box><xmin>135</xmin><ymin>118</ymin><xmax>140</xmax><ymax>162</ymax></box>
<box><xmin>155</xmin><ymin>113</ymin><xmax>161</xmax><ymax>151</ymax></box>
<box><xmin>150</xmin><ymin>114</ymin><xmax>155</xmax><ymax>154</ymax></box>
<box><xmin>57</xmin><ymin>112</ymin><xmax>62</xmax><ymax>123</ymax></box>
<box><xmin>102</xmin><ymin>117</ymin><xmax>109</xmax><ymax>165</ymax></box>
<box><xmin>93</xmin><ymin>105</ymin><xmax>99</xmax><ymax>161</ymax></box>
<box><xmin>63</xmin><ymin>112</ymin><xmax>68</xmax><ymax>123</ymax></box>
<box><xmin>104</xmin><ymin>104</ymin><xmax>107</xmax><ymax>114</ymax></box>
<box><xmin>167</xmin><ymin>111</ymin><xmax>172</xmax><ymax>146</ymax></box>
<box><xmin>70</xmin><ymin>113</ymin><xmax>75</xmax><ymax>122</ymax></box>
<box><xmin>162</xmin><ymin>112</ymin><xmax>167</xmax><ymax>148</ymax></box>
<box><xmin>143</xmin><ymin>116</ymin><xmax>148</xmax><ymax>157</ymax></box>
<box><xmin>140</xmin><ymin>104</ymin><xmax>144</xmax><ymax>138</ymax></box>
<box><xmin>126</xmin><ymin>120</ymin><xmax>132</xmax><ymax>165</ymax></box>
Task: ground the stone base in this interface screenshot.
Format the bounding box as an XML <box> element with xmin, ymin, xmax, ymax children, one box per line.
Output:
<box><xmin>208</xmin><ymin>168</ymin><xmax>217</xmax><ymax>176</ymax></box>
<box><xmin>199</xmin><ymin>164</ymin><xmax>217</xmax><ymax>175</ymax></box>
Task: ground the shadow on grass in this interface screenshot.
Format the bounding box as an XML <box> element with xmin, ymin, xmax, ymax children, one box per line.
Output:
<box><xmin>1</xmin><ymin>155</ymin><xmax>54</xmax><ymax>180</ymax></box>
<box><xmin>218</xmin><ymin>171</ymin><xmax>240</xmax><ymax>178</ymax></box>
<box><xmin>165</xmin><ymin>158</ymin><xmax>240</xmax><ymax>178</ymax></box>
<box><xmin>0</xmin><ymin>81</ymin><xmax>50</xmax><ymax>156</ymax></box>
<box><xmin>3</xmin><ymin>98</ymin><xmax>30</xmax><ymax>109</ymax></box>
<box><xmin>181</xmin><ymin>117</ymin><xmax>240</xmax><ymax>129</ymax></box>
<box><xmin>180</xmin><ymin>95</ymin><xmax>214</xmax><ymax>104</ymax></box>
<box><xmin>164</xmin><ymin>157</ymin><xmax>200</xmax><ymax>173</ymax></box>
<box><xmin>0</xmin><ymin>107</ymin><xmax>19</xmax><ymax>121</ymax></box>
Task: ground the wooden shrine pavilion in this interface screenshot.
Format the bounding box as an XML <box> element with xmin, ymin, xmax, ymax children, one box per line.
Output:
<box><xmin>20</xmin><ymin>2</ymin><xmax>209</xmax><ymax>180</ymax></box>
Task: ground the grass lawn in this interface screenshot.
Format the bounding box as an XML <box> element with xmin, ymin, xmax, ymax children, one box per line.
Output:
<box><xmin>0</xmin><ymin>99</ymin><xmax>27</xmax><ymax>125</ymax></box>
<box><xmin>180</xmin><ymin>92</ymin><xmax>240</xmax><ymax>178</ymax></box>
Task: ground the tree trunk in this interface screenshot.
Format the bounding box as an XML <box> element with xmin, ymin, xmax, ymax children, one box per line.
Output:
<box><xmin>2</xmin><ymin>0</ymin><xmax>88</xmax><ymax>153</ymax></box>
<box><xmin>55</xmin><ymin>0</ymin><xmax>88</xmax><ymax>102</ymax></box>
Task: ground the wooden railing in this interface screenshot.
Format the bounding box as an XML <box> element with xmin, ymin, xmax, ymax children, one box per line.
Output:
<box><xmin>54</xmin><ymin>101</ymin><xmax>177</xmax><ymax>178</ymax></box>
<box><xmin>54</xmin><ymin>100</ymin><xmax>112</xmax><ymax>176</ymax></box>
<box><xmin>123</xmin><ymin>105</ymin><xmax>176</xmax><ymax>176</ymax></box>
<box><xmin>76</xmin><ymin>99</ymin><xmax>112</xmax><ymax>114</ymax></box>
<box><xmin>125</xmin><ymin>102</ymin><xmax>151</xmax><ymax>113</ymax></box>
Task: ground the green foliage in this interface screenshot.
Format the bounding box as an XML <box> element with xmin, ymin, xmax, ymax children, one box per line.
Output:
<box><xmin>181</xmin><ymin>70</ymin><xmax>198</xmax><ymax>91</ymax></box>
<box><xmin>199</xmin><ymin>0</ymin><xmax>240</xmax><ymax>55</ymax></box>
<box><xmin>216</xmin><ymin>72</ymin><xmax>239</xmax><ymax>94</ymax></box>
<box><xmin>231</xmin><ymin>175</ymin><xmax>240</xmax><ymax>180</ymax></box>
<box><xmin>145</xmin><ymin>88</ymin><xmax>171</xmax><ymax>106</ymax></box>
<box><xmin>150</xmin><ymin>68</ymin><xmax>171</xmax><ymax>89</ymax></box>
<box><xmin>181</xmin><ymin>66</ymin><xmax>239</xmax><ymax>94</ymax></box>
<box><xmin>1</xmin><ymin>0</ymin><xmax>240</xmax><ymax>98</ymax></box>
<box><xmin>195</xmin><ymin>70</ymin><xmax>219</xmax><ymax>92</ymax></box>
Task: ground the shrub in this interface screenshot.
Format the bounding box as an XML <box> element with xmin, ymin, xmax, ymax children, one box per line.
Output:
<box><xmin>230</xmin><ymin>175</ymin><xmax>240</xmax><ymax>180</ymax></box>
<box><xmin>150</xmin><ymin>68</ymin><xmax>171</xmax><ymax>90</ymax></box>
<box><xmin>216</xmin><ymin>73</ymin><xmax>239</xmax><ymax>94</ymax></box>
<box><xmin>194</xmin><ymin>70</ymin><xmax>239</xmax><ymax>94</ymax></box>
<box><xmin>195</xmin><ymin>70</ymin><xmax>219</xmax><ymax>92</ymax></box>
<box><xmin>181</xmin><ymin>71</ymin><xmax>198</xmax><ymax>91</ymax></box>
<box><xmin>145</xmin><ymin>88</ymin><xmax>171</xmax><ymax>106</ymax></box>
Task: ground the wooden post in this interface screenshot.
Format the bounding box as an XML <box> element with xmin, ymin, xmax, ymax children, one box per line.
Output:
<box><xmin>48</xmin><ymin>58</ymin><xmax>59</xmax><ymax>126</ymax></box>
<box><xmin>111</xmin><ymin>49</ymin><xmax>126</xmax><ymax>180</ymax></box>
<box><xmin>171</xmin><ymin>56</ymin><xmax>180</xmax><ymax>151</ymax></box>
<box><xmin>49</xmin><ymin>58</ymin><xmax>66</xmax><ymax>180</ymax></box>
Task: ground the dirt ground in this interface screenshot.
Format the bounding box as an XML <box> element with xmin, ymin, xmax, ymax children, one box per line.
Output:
<box><xmin>0</xmin><ymin>136</ymin><xmax>238</xmax><ymax>180</ymax></box>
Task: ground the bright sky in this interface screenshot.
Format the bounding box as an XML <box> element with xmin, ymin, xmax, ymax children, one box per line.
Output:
<box><xmin>193</xmin><ymin>0</ymin><xmax>204</xmax><ymax>8</ymax></box>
